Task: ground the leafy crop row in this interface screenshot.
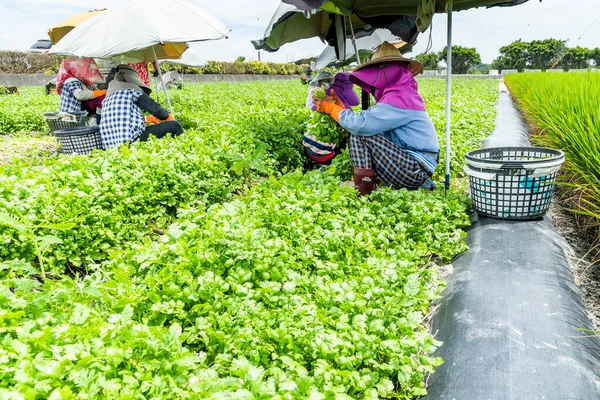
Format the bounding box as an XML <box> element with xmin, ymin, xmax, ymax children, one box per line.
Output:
<box><xmin>0</xmin><ymin>134</ymin><xmax>263</xmax><ymax>273</ymax></box>
<box><xmin>0</xmin><ymin>79</ymin><xmax>498</xmax><ymax>274</ymax></box>
<box><xmin>1</xmin><ymin>171</ymin><xmax>471</xmax><ymax>399</ymax></box>
<box><xmin>0</xmin><ymin>79</ymin><xmax>499</xmax><ymax>398</ymax></box>
<box><xmin>0</xmin><ymin>82</ymin><xmax>309</xmax><ymax>273</ymax></box>
<box><xmin>166</xmin><ymin>82</ymin><xmax>310</xmax><ymax>171</ymax></box>
<box><xmin>0</xmin><ymin>87</ymin><xmax>58</xmax><ymax>134</ymax></box>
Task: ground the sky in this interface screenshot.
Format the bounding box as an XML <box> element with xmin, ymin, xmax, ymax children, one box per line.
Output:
<box><xmin>1</xmin><ymin>0</ymin><xmax>599</xmax><ymax>64</ymax></box>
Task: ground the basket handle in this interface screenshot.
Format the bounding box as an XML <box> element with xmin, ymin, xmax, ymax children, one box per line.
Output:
<box><xmin>500</xmin><ymin>162</ymin><xmax>525</xmax><ymax>170</ymax></box>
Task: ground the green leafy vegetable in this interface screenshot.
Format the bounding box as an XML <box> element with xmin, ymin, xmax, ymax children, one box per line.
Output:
<box><xmin>306</xmin><ymin>111</ymin><xmax>348</xmax><ymax>145</ymax></box>
<box><xmin>0</xmin><ymin>78</ymin><xmax>500</xmax><ymax>398</ymax></box>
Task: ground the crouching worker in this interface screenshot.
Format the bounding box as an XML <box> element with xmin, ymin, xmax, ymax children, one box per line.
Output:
<box><xmin>313</xmin><ymin>42</ymin><xmax>439</xmax><ymax>195</ymax></box>
<box><xmin>57</xmin><ymin>58</ymin><xmax>106</xmax><ymax>118</ymax></box>
<box><xmin>100</xmin><ymin>64</ymin><xmax>183</xmax><ymax>149</ymax></box>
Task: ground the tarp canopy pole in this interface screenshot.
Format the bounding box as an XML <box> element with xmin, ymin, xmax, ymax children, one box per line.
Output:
<box><xmin>445</xmin><ymin>0</ymin><xmax>453</xmax><ymax>192</ymax></box>
<box><xmin>154</xmin><ymin>76</ymin><xmax>160</xmax><ymax>102</ymax></box>
<box><xmin>348</xmin><ymin>15</ymin><xmax>370</xmax><ymax>111</ymax></box>
<box><xmin>347</xmin><ymin>15</ymin><xmax>361</xmax><ymax>65</ymax></box>
<box><xmin>152</xmin><ymin>46</ymin><xmax>175</xmax><ymax>116</ymax></box>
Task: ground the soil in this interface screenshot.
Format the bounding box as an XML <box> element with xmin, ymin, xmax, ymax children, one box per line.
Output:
<box><xmin>0</xmin><ymin>134</ymin><xmax>57</xmax><ymax>164</ymax></box>
<box><xmin>550</xmin><ymin>193</ymin><xmax>600</xmax><ymax>330</ymax></box>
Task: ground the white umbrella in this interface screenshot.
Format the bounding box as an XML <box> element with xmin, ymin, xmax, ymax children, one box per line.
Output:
<box><xmin>50</xmin><ymin>0</ymin><xmax>230</xmax><ymax>115</ymax></box>
<box><xmin>163</xmin><ymin>50</ymin><xmax>208</xmax><ymax>68</ymax></box>
<box><xmin>161</xmin><ymin>49</ymin><xmax>208</xmax><ymax>89</ymax></box>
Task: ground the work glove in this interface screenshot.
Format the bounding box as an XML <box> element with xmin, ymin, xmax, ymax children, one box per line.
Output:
<box><xmin>315</xmin><ymin>99</ymin><xmax>344</xmax><ymax>123</ymax></box>
<box><xmin>315</xmin><ymin>89</ymin><xmax>345</xmax><ymax>123</ymax></box>
<box><xmin>166</xmin><ymin>114</ymin><xmax>175</xmax><ymax>121</ymax></box>
<box><xmin>92</xmin><ymin>90</ymin><xmax>106</xmax><ymax>98</ymax></box>
<box><xmin>145</xmin><ymin>115</ymin><xmax>161</xmax><ymax>125</ymax></box>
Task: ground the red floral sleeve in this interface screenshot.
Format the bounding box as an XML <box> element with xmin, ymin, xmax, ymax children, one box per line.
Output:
<box><xmin>127</xmin><ymin>62</ymin><xmax>150</xmax><ymax>86</ymax></box>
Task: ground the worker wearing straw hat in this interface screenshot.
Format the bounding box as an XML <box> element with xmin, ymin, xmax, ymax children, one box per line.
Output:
<box><xmin>313</xmin><ymin>41</ymin><xmax>439</xmax><ymax>195</ymax></box>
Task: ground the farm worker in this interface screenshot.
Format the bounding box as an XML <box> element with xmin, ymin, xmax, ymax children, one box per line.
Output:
<box><xmin>300</xmin><ymin>67</ymin><xmax>314</xmax><ymax>84</ymax></box>
<box><xmin>303</xmin><ymin>72</ymin><xmax>360</xmax><ymax>167</ymax></box>
<box><xmin>305</xmin><ymin>72</ymin><xmax>334</xmax><ymax>109</ymax></box>
<box><xmin>161</xmin><ymin>70</ymin><xmax>183</xmax><ymax>89</ymax></box>
<box><xmin>56</xmin><ymin>57</ymin><xmax>106</xmax><ymax>117</ymax></box>
<box><xmin>100</xmin><ymin>64</ymin><xmax>183</xmax><ymax>149</ymax></box>
<box><xmin>313</xmin><ymin>41</ymin><xmax>439</xmax><ymax>195</ymax></box>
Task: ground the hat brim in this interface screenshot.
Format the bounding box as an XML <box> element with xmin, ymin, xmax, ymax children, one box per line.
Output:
<box><xmin>130</xmin><ymin>79</ymin><xmax>152</xmax><ymax>95</ymax></box>
<box><xmin>117</xmin><ymin>64</ymin><xmax>152</xmax><ymax>94</ymax></box>
<box><xmin>124</xmin><ymin>73</ymin><xmax>152</xmax><ymax>94</ymax></box>
<box><xmin>353</xmin><ymin>56</ymin><xmax>423</xmax><ymax>76</ymax></box>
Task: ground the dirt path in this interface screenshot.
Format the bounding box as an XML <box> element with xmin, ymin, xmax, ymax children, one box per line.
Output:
<box><xmin>0</xmin><ymin>134</ymin><xmax>57</xmax><ymax>164</ymax></box>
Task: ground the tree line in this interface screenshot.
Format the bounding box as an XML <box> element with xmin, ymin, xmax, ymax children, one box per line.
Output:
<box><xmin>415</xmin><ymin>39</ymin><xmax>600</xmax><ymax>73</ymax></box>
<box><xmin>0</xmin><ymin>51</ymin><xmax>305</xmax><ymax>75</ymax></box>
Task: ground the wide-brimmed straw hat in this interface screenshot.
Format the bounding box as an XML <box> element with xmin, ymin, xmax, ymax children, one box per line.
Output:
<box><xmin>353</xmin><ymin>41</ymin><xmax>423</xmax><ymax>75</ymax></box>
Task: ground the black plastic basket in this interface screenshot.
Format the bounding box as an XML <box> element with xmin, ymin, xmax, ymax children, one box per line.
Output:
<box><xmin>43</xmin><ymin>112</ymin><xmax>87</xmax><ymax>133</ymax></box>
<box><xmin>53</xmin><ymin>126</ymin><xmax>104</xmax><ymax>155</ymax></box>
<box><xmin>465</xmin><ymin>147</ymin><xmax>565</xmax><ymax>220</ymax></box>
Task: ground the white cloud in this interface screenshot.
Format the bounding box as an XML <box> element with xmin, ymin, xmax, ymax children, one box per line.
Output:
<box><xmin>2</xmin><ymin>0</ymin><xmax>600</xmax><ymax>64</ymax></box>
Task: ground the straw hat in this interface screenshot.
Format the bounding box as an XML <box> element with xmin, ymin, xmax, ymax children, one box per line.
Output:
<box><xmin>354</xmin><ymin>41</ymin><xmax>423</xmax><ymax>75</ymax></box>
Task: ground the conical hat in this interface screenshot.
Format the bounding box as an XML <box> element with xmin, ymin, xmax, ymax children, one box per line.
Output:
<box><xmin>354</xmin><ymin>41</ymin><xmax>423</xmax><ymax>75</ymax></box>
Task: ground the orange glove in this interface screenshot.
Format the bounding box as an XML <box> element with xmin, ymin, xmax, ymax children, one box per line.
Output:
<box><xmin>145</xmin><ymin>115</ymin><xmax>161</xmax><ymax>125</ymax></box>
<box><xmin>315</xmin><ymin>99</ymin><xmax>344</xmax><ymax>123</ymax></box>
<box><xmin>166</xmin><ymin>114</ymin><xmax>175</xmax><ymax>121</ymax></box>
<box><xmin>92</xmin><ymin>90</ymin><xmax>106</xmax><ymax>98</ymax></box>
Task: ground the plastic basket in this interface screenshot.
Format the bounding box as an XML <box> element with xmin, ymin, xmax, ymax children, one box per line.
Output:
<box><xmin>53</xmin><ymin>126</ymin><xmax>104</xmax><ymax>155</ymax></box>
<box><xmin>464</xmin><ymin>147</ymin><xmax>565</xmax><ymax>220</ymax></box>
<box><xmin>43</xmin><ymin>112</ymin><xmax>87</xmax><ymax>133</ymax></box>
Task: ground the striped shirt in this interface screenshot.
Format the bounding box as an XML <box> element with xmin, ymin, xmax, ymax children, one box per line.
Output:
<box><xmin>99</xmin><ymin>89</ymin><xmax>145</xmax><ymax>149</ymax></box>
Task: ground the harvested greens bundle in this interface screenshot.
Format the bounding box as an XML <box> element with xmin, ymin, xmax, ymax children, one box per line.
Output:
<box><xmin>306</xmin><ymin>88</ymin><xmax>348</xmax><ymax>145</ymax></box>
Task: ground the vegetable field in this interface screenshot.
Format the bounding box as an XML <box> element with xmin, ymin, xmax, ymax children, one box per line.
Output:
<box><xmin>0</xmin><ymin>87</ymin><xmax>58</xmax><ymax>134</ymax></box>
<box><xmin>0</xmin><ymin>79</ymin><xmax>498</xmax><ymax>399</ymax></box>
<box><xmin>506</xmin><ymin>73</ymin><xmax>600</xmax><ymax>238</ymax></box>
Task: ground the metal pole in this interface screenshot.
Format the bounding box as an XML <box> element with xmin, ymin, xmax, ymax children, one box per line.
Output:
<box><xmin>154</xmin><ymin>76</ymin><xmax>159</xmax><ymax>101</ymax></box>
<box><xmin>152</xmin><ymin>46</ymin><xmax>175</xmax><ymax>116</ymax></box>
<box><xmin>445</xmin><ymin>0</ymin><xmax>453</xmax><ymax>192</ymax></box>
<box><xmin>349</xmin><ymin>15</ymin><xmax>369</xmax><ymax>109</ymax></box>
<box><xmin>347</xmin><ymin>15</ymin><xmax>361</xmax><ymax>65</ymax></box>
